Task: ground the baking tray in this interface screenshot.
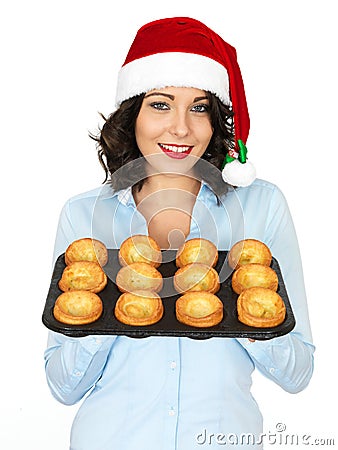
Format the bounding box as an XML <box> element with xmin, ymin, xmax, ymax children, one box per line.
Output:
<box><xmin>42</xmin><ymin>250</ymin><xmax>295</xmax><ymax>340</ymax></box>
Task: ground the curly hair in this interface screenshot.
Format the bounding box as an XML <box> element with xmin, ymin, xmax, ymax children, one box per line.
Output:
<box><xmin>90</xmin><ymin>92</ymin><xmax>234</xmax><ymax>195</ymax></box>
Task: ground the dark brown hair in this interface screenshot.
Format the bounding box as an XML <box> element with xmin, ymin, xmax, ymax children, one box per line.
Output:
<box><xmin>90</xmin><ymin>92</ymin><xmax>234</xmax><ymax>195</ymax></box>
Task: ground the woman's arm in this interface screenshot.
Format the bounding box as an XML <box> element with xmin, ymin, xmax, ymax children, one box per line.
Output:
<box><xmin>238</xmin><ymin>333</ymin><xmax>314</xmax><ymax>393</ymax></box>
<box><xmin>45</xmin><ymin>197</ymin><xmax>118</xmax><ymax>405</ymax></box>
<box><xmin>238</xmin><ymin>184</ymin><xmax>315</xmax><ymax>393</ymax></box>
<box><xmin>44</xmin><ymin>332</ymin><xmax>117</xmax><ymax>405</ymax></box>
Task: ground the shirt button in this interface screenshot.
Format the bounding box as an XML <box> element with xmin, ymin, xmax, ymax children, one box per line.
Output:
<box><xmin>169</xmin><ymin>408</ymin><xmax>175</xmax><ymax>416</ymax></box>
<box><xmin>170</xmin><ymin>361</ymin><xmax>177</xmax><ymax>369</ymax></box>
<box><xmin>269</xmin><ymin>367</ymin><xmax>275</xmax><ymax>374</ymax></box>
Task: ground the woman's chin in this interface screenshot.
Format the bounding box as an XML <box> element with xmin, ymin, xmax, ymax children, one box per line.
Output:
<box><xmin>144</xmin><ymin>153</ymin><xmax>201</xmax><ymax>177</ymax></box>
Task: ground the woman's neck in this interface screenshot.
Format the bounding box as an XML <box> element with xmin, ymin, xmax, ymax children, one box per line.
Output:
<box><xmin>136</xmin><ymin>173</ymin><xmax>201</xmax><ymax>198</ymax></box>
<box><xmin>132</xmin><ymin>174</ymin><xmax>201</xmax><ymax>249</ymax></box>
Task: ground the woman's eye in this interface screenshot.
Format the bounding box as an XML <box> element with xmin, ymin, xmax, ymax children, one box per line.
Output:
<box><xmin>150</xmin><ymin>102</ymin><xmax>170</xmax><ymax>110</ymax></box>
<box><xmin>191</xmin><ymin>103</ymin><xmax>209</xmax><ymax>113</ymax></box>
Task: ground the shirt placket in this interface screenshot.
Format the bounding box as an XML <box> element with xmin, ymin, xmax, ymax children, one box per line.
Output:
<box><xmin>163</xmin><ymin>337</ymin><xmax>181</xmax><ymax>449</ymax></box>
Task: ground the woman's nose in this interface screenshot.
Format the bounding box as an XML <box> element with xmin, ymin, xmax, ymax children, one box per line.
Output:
<box><xmin>168</xmin><ymin>110</ymin><xmax>190</xmax><ymax>137</ymax></box>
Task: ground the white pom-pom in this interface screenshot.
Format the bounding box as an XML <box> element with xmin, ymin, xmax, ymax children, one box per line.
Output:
<box><xmin>222</xmin><ymin>159</ymin><xmax>256</xmax><ymax>187</ymax></box>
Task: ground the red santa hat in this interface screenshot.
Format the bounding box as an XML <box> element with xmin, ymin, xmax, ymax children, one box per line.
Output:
<box><xmin>116</xmin><ymin>17</ymin><xmax>256</xmax><ymax>187</ymax></box>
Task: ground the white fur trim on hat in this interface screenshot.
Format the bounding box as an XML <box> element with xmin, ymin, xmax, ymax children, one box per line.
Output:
<box><xmin>116</xmin><ymin>52</ymin><xmax>230</xmax><ymax>106</ymax></box>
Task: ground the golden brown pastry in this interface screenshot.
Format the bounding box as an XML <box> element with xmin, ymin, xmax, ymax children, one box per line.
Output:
<box><xmin>175</xmin><ymin>291</ymin><xmax>223</xmax><ymax>328</ymax></box>
<box><xmin>53</xmin><ymin>290</ymin><xmax>103</xmax><ymax>325</ymax></box>
<box><xmin>174</xmin><ymin>263</ymin><xmax>220</xmax><ymax>294</ymax></box>
<box><xmin>176</xmin><ymin>238</ymin><xmax>218</xmax><ymax>268</ymax></box>
<box><xmin>114</xmin><ymin>290</ymin><xmax>164</xmax><ymax>326</ymax></box>
<box><xmin>228</xmin><ymin>239</ymin><xmax>272</xmax><ymax>269</ymax></box>
<box><xmin>232</xmin><ymin>263</ymin><xmax>278</xmax><ymax>294</ymax></box>
<box><xmin>115</xmin><ymin>262</ymin><xmax>163</xmax><ymax>293</ymax></box>
<box><xmin>65</xmin><ymin>238</ymin><xmax>108</xmax><ymax>267</ymax></box>
<box><xmin>58</xmin><ymin>261</ymin><xmax>107</xmax><ymax>293</ymax></box>
<box><xmin>118</xmin><ymin>235</ymin><xmax>162</xmax><ymax>267</ymax></box>
<box><xmin>237</xmin><ymin>287</ymin><xmax>286</xmax><ymax>328</ymax></box>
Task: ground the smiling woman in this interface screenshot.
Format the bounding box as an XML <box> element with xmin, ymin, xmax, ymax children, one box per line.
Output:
<box><xmin>44</xmin><ymin>16</ymin><xmax>314</xmax><ymax>450</ymax></box>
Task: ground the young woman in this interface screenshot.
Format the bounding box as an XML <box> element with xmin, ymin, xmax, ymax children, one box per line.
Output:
<box><xmin>44</xmin><ymin>17</ymin><xmax>314</xmax><ymax>450</ymax></box>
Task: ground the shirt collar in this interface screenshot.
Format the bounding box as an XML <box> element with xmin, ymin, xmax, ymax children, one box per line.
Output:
<box><xmin>117</xmin><ymin>186</ymin><xmax>135</xmax><ymax>206</ymax></box>
<box><xmin>99</xmin><ymin>183</ymin><xmax>135</xmax><ymax>207</ymax></box>
<box><xmin>197</xmin><ymin>180</ymin><xmax>219</xmax><ymax>205</ymax></box>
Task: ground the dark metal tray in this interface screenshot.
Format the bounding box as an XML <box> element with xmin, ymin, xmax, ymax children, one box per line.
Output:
<box><xmin>42</xmin><ymin>250</ymin><xmax>295</xmax><ymax>340</ymax></box>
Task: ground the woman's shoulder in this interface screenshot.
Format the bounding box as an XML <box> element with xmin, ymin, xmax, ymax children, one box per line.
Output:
<box><xmin>65</xmin><ymin>184</ymin><xmax>112</xmax><ymax>203</ymax></box>
<box><xmin>232</xmin><ymin>178</ymin><xmax>285</xmax><ymax>199</ymax></box>
<box><xmin>216</xmin><ymin>178</ymin><xmax>288</xmax><ymax>213</ymax></box>
<box><xmin>241</xmin><ymin>178</ymin><xmax>280</xmax><ymax>192</ymax></box>
<box><xmin>63</xmin><ymin>184</ymin><xmax>128</xmax><ymax>208</ymax></box>
<box><xmin>61</xmin><ymin>186</ymin><xmax>135</xmax><ymax>230</ymax></box>
<box><xmin>202</xmin><ymin>178</ymin><xmax>285</xmax><ymax>206</ymax></box>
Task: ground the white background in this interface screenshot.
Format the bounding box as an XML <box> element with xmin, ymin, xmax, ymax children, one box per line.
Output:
<box><xmin>1</xmin><ymin>0</ymin><xmax>337</xmax><ymax>448</ymax></box>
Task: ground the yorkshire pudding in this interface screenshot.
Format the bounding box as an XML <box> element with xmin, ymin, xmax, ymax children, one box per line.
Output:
<box><xmin>114</xmin><ymin>290</ymin><xmax>164</xmax><ymax>326</ymax></box>
<box><xmin>116</xmin><ymin>262</ymin><xmax>163</xmax><ymax>293</ymax></box>
<box><xmin>118</xmin><ymin>235</ymin><xmax>162</xmax><ymax>267</ymax></box>
<box><xmin>228</xmin><ymin>239</ymin><xmax>272</xmax><ymax>269</ymax></box>
<box><xmin>65</xmin><ymin>238</ymin><xmax>108</xmax><ymax>267</ymax></box>
<box><xmin>174</xmin><ymin>263</ymin><xmax>220</xmax><ymax>294</ymax></box>
<box><xmin>176</xmin><ymin>238</ymin><xmax>218</xmax><ymax>268</ymax></box>
<box><xmin>58</xmin><ymin>261</ymin><xmax>107</xmax><ymax>293</ymax></box>
<box><xmin>175</xmin><ymin>291</ymin><xmax>223</xmax><ymax>328</ymax></box>
<box><xmin>237</xmin><ymin>287</ymin><xmax>286</xmax><ymax>328</ymax></box>
<box><xmin>232</xmin><ymin>263</ymin><xmax>278</xmax><ymax>294</ymax></box>
<box><xmin>53</xmin><ymin>290</ymin><xmax>103</xmax><ymax>325</ymax></box>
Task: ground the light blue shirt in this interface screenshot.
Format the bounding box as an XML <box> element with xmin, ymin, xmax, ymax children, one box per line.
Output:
<box><xmin>44</xmin><ymin>179</ymin><xmax>314</xmax><ymax>450</ymax></box>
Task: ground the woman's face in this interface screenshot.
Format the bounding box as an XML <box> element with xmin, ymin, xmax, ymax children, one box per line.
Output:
<box><xmin>135</xmin><ymin>87</ymin><xmax>213</xmax><ymax>175</ymax></box>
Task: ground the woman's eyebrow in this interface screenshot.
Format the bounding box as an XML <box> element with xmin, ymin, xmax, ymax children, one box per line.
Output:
<box><xmin>193</xmin><ymin>96</ymin><xmax>208</xmax><ymax>102</ymax></box>
<box><xmin>144</xmin><ymin>93</ymin><xmax>208</xmax><ymax>102</ymax></box>
<box><xmin>144</xmin><ymin>92</ymin><xmax>175</xmax><ymax>100</ymax></box>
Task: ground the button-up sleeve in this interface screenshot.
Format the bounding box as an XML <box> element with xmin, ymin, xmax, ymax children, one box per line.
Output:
<box><xmin>237</xmin><ymin>184</ymin><xmax>314</xmax><ymax>393</ymax></box>
<box><xmin>45</xmin><ymin>189</ymin><xmax>119</xmax><ymax>406</ymax></box>
<box><xmin>44</xmin><ymin>332</ymin><xmax>117</xmax><ymax>405</ymax></box>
